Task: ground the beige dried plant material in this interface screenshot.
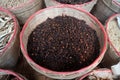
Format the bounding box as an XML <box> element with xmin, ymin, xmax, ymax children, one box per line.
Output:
<box><xmin>107</xmin><ymin>18</ymin><xmax>120</xmax><ymax>52</ymax></box>
<box><xmin>0</xmin><ymin>0</ymin><xmax>28</xmax><ymax>8</ymax></box>
<box><xmin>0</xmin><ymin>12</ymin><xmax>14</xmax><ymax>52</ymax></box>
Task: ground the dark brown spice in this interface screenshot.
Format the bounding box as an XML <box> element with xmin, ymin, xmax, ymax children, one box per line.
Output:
<box><xmin>56</xmin><ymin>0</ymin><xmax>91</xmax><ymax>4</ymax></box>
<box><xmin>27</xmin><ymin>16</ymin><xmax>100</xmax><ymax>72</ymax></box>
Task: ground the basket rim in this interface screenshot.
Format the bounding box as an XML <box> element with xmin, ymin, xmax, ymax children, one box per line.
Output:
<box><xmin>112</xmin><ymin>0</ymin><xmax>120</xmax><ymax>7</ymax></box>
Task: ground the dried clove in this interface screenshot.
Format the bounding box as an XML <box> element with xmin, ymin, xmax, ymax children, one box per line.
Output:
<box><xmin>27</xmin><ymin>16</ymin><xmax>100</xmax><ymax>72</ymax></box>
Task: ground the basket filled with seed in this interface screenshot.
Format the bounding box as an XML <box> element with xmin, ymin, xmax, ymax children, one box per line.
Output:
<box><xmin>20</xmin><ymin>5</ymin><xmax>107</xmax><ymax>79</ymax></box>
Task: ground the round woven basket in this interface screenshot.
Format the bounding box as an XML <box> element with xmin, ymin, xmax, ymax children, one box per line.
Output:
<box><xmin>102</xmin><ymin>13</ymin><xmax>120</xmax><ymax>68</ymax></box>
<box><xmin>20</xmin><ymin>5</ymin><xmax>107</xmax><ymax>79</ymax></box>
<box><xmin>0</xmin><ymin>7</ymin><xmax>20</xmax><ymax>69</ymax></box>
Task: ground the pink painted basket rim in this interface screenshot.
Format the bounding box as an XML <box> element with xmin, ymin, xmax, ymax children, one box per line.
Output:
<box><xmin>112</xmin><ymin>0</ymin><xmax>120</xmax><ymax>6</ymax></box>
<box><xmin>79</xmin><ymin>69</ymin><xmax>112</xmax><ymax>80</ymax></box>
<box><xmin>0</xmin><ymin>7</ymin><xmax>18</xmax><ymax>57</ymax></box>
<box><xmin>52</xmin><ymin>0</ymin><xmax>95</xmax><ymax>6</ymax></box>
<box><xmin>106</xmin><ymin>13</ymin><xmax>120</xmax><ymax>57</ymax></box>
<box><xmin>20</xmin><ymin>5</ymin><xmax>107</xmax><ymax>75</ymax></box>
<box><xmin>0</xmin><ymin>69</ymin><xmax>24</xmax><ymax>80</ymax></box>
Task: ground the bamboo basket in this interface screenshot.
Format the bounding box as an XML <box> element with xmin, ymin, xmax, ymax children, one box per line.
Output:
<box><xmin>101</xmin><ymin>14</ymin><xmax>120</xmax><ymax>68</ymax></box>
<box><xmin>0</xmin><ymin>7</ymin><xmax>20</xmax><ymax>69</ymax></box>
<box><xmin>20</xmin><ymin>5</ymin><xmax>107</xmax><ymax>79</ymax></box>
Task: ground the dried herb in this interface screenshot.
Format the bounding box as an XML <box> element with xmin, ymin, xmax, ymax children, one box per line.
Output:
<box><xmin>0</xmin><ymin>12</ymin><xmax>14</xmax><ymax>52</ymax></box>
<box><xmin>56</xmin><ymin>0</ymin><xmax>91</xmax><ymax>4</ymax></box>
<box><xmin>27</xmin><ymin>16</ymin><xmax>100</xmax><ymax>72</ymax></box>
<box><xmin>0</xmin><ymin>0</ymin><xmax>27</xmax><ymax>8</ymax></box>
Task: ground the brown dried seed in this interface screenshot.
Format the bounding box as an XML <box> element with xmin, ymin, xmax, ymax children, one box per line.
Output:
<box><xmin>27</xmin><ymin>16</ymin><xmax>100</xmax><ymax>72</ymax></box>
